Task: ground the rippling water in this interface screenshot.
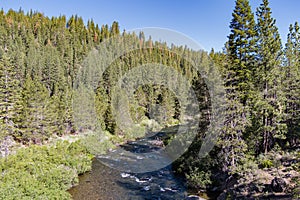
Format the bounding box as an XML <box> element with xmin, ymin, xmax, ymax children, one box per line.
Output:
<box><xmin>68</xmin><ymin>126</ymin><xmax>205</xmax><ymax>200</ymax></box>
<box><xmin>68</xmin><ymin>159</ymin><xmax>192</xmax><ymax>199</ymax></box>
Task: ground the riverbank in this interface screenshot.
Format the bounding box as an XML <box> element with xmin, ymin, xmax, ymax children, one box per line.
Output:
<box><xmin>179</xmin><ymin>148</ymin><xmax>300</xmax><ymax>200</ymax></box>
<box><xmin>216</xmin><ymin>149</ymin><xmax>300</xmax><ymax>199</ymax></box>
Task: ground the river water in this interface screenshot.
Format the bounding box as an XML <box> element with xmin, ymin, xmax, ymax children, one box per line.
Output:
<box><xmin>68</xmin><ymin>126</ymin><xmax>206</xmax><ymax>200</ymax></box>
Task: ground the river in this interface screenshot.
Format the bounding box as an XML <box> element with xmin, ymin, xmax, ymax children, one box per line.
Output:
<box><xmin>68</xmin><ymin>126</ymin><xmax>207</xmax><ymax>200</ymax></box>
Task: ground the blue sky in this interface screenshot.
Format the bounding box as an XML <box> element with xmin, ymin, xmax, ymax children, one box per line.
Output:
<box><xmin>1</xmin><ymin>0</ymin><xmax>300</xmax><ymax>51</ymax></box>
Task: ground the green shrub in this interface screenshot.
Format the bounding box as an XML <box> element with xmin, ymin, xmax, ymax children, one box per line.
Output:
<box><xmin>185</xmin><ymin>167</ymin><xmax>212</xmax><ymax>189</ymax></box>
<box><xmin>233</xmin><ymin>154</ymin><xmax>258</xmax><ymax>176</ymax></box>
<box><xmin>257</xmin><ymin>154</ymin><xmax>275</xmax><ymax>169</ymax></box>
<box><xmin>140</xmin><ymin>119</ymin><xmax>162</xmax><ymax>132</ymax></box>
<box><xmin>0</xmin><ymin>140</ymin><xmax>93</xmax><ymax>199</ymax></box>
<box><xmin>124</xmin><ymin>125</ymin><xmax>146</xmax><ymax>140</ymax></box>
<box><xmin>260</xmin><ymin>159</ymin><xmax>274</xmax><ymax>168</ymax></box>
<box><xmin>79</xmin><ymin>131</ymin><xmax>115</xmax><ymax>155</ymax></box>
<box><xmin>292</xmin><ymin>180</ymin><xmax>300</xmax><ymax>199</ymax></box>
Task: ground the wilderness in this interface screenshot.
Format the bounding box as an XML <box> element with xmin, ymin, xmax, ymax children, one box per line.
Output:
<box><xmin>0</xmin><ymin>0</ymin><xmax>299</xmax><ymax>199</ymax></box>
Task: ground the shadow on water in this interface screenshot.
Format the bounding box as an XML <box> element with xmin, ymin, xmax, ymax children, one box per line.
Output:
<box><xmin>68</xmin><ymin>125</ymin><xmax>204</xmax><ymax>200</ymax></box>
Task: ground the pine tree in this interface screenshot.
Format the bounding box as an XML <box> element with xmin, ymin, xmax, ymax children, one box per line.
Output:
<box><xmin>253</xmin><ymin>0</ymin><xmax>286</xmax><ymax>153</ymax></box>
<box><xmin>0</xmin><ymin>51</ymin><xmax>23</xmax><ymax>139</ymax></box>
<box><xmin>41</xmin><ymin>45</ymin><xmax>62</xmax><ymax>94</ymax></box>
<box><xmin>20</xmin><ymin>77</ymin><xmax>52</xmax><ymax>143</ymax></box>
<box><xmin>227</xmin><ymin>0</ymin><xmax>257</xmax><ymax>104</ymax></box>
<box><xmin>46</xmin><ymin>84</ymin><xmax>72</xmax><ymax>136</ymax></box>
<box><xmin>219</xmin><ymin>0</ymin><xmax>256</xmax><ymax>173</ymax></box>
<box><xmin>219</xmin><ymin>88</ymin><xmax>248</xmax><ymax>173</ymax></box>
<box><xmin>283</xmin><ymin>22</ymin><xmax>300</xmax><ymax>147</ymax></box>
<box><xmin>110</xmin><ymin>21</ymin><xmax>120</xmax><ymax>36</ymax></box>
<box><xmin>73</xmin><ymin>83</ymin><xmax>97</xmax><ymax>132</ymax></box>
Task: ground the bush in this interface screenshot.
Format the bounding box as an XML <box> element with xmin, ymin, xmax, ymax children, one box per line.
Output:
<box><xmin>140</xmin><ymin>119</ymin><xmax>162</xmax><ymax>132</ymax></box>
<box><xmin>79</xmin><ymin>131</ymin><xmax>114</xmax><ymax>155</ymax></box>
<box><xmin>0</xmin><ymin>140</ymin><xmax>93</xmax><ymax>199</ymax></box>
<box><xmin>260</xmin><ymin>159</ymin><xmax>274</xmax><ymax>168</ymax></box>
<box><xmin>292</xmin><ymin>181</ymin><xmax>300</xmax><ymax>199</ymax></box>
<box><xmin>258</xmin><ymin>154</ymin><xmax>275</xmax><ymax>169</ymax></box>
<box><xmin>186</xmin><ymin>167</ymin><xmax>212</xmax><ymax>189</ymax></box>
<box><xmin>233</xmin><ymin>155</ymin><xmax>258</xmax><ymax>176</ymax></box>
<box><xmin>124</xmin><ymin>125</ymin><xmax>146</xmax><ymax>140</ymax></box>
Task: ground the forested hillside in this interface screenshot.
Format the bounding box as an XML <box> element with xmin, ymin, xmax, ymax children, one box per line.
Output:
<box><xmin>0</xmin><ymin>0</ymin><xmax>299</xmax><ymax>199</ymax></box>
<box><xmin>0</xmin><ymin>8</ymin><xmax>211</xmax><ymax>144</ymax></box>
<box><xmin>0</xmin><ymin>9</ymin><xmax>105</xmax><ymax>145</ymax></box>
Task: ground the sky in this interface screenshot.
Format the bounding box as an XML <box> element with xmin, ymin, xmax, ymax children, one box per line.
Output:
<box><xmin>1</xmin><ymin>0</ymin><xmax>300</xmax><ymax>51</ymax></box>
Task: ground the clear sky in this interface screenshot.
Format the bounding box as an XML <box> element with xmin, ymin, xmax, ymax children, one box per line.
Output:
<box><xmin>1</xmin><ymin>0</ymin><xmax>300</xmax><ymax>51</ymax></box>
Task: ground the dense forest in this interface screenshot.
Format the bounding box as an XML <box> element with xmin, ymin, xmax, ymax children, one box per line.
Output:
<box><xmin>0</xmin><ymin>0</ymin><xmax>299</xmax><ymax>199</ymax></box>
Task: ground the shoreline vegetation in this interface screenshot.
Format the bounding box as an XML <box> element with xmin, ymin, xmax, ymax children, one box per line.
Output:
<box><xmin>0</xmin><ymin>130</ymin><xmax>115</xmax><ymax>200</ymax></box>
<box><xmin>0</xmin><ymin>119</ymin><xmax>172</xmax><ymax>199</ymax></box>
<box><xmin>0</xmin><ymin>137</ymin><xmax>93</xmax><ymax>199</ymax></box>
<box><xmin>0</xmin><ymin>0</ymin><xmax>299</xmax><ymax>199</ymax></box>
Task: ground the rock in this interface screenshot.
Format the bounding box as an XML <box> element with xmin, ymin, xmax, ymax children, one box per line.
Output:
<box><xmin>249</xmin><ymin>182</ymin><xmax>260</xmax><ymax>193</ymax></box>
<box><xmin>271</xmin><ymin>177</ymin><xmax>286</xmax><ymax>192</ymax></box>
<box><xmin>149</xmin><ymin>139</ymin><xmax>164</xmax><ymax>147</ymax></box>
<box><xmin>263</xmin><ymin>183</ymin><xmax>272</xmax><ymax>193</ymax></box>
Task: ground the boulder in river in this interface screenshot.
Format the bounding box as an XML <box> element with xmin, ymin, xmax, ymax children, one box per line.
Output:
<box><xmin>149</xmin><ymin>139</ymin><xmax>164</xmax><ymax>147</ymax></box>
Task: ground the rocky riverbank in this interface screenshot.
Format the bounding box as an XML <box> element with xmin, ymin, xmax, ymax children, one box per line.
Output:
<box><xmin>216</xmin><ymin>149</ymin><xmax>300</xmax><ymax>200</ymax></box>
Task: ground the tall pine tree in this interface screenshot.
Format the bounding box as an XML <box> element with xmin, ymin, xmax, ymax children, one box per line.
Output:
<box><xmin>20</xmin><ymin>77</ymin><xmax>52</xmax><ymax>143</ymax></box>
<box><xmin>253</xmin><ymin>0</ymin><xmax>286</xmax><ymax>154</ymax></box>
<box><xmin>283</xmin><ymin>22</ymin><xmax>300</xmax><ymax>147</ymax></box>
<box><xmin>0</xmin><ymin>51</ymin><xmax>23</xmax><ymax>140</ymax></box>
<box><xmin>219</xmin><ymin>0</ymin><xmax>256</xmax><ymax>173</ymax></box>
<box><xmin>227</xmin><ymin>0</ymin><xmax>257</xmax><ymax>104</ymax></box>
